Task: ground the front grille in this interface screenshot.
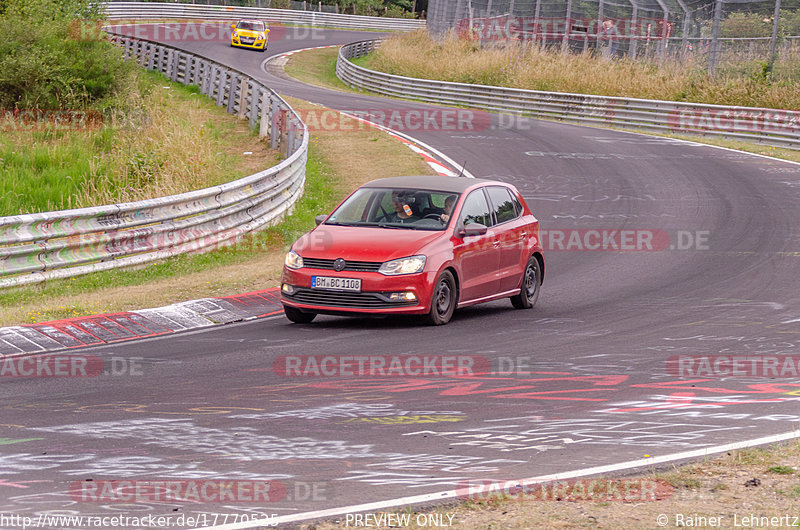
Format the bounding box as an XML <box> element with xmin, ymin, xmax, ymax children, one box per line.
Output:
<box><xmin>285</xmin><ymin>289</ymin><xmax>415</xmax><ymax>309</ymax></box>
<box><xmin>302</xmin><ymin>258</ymin><xmax>382</xmax><ymax>272</ymax></box>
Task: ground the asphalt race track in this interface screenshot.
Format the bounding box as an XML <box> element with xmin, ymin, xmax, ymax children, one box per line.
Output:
<box><xmin>2</xmin><ymin>24</ymin><xmax>800</xmax><ymax>528</ymax></box>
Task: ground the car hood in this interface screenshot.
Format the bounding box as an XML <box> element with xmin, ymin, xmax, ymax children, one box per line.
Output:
<box><xmin>293</xmin><ymin>225</ymin><xmax>443</xmax><ymax>262</ymax></box>
<box><xmin>236</xmin><ymin>29</ymin><xmax>268</xmax><ymax>37</ymax></box>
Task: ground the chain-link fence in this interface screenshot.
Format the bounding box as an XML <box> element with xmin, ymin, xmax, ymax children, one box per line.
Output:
<box><xmin>428</xmin><ymin>0</ymin><xmax>800</xmax><ymax>77</ymax></box>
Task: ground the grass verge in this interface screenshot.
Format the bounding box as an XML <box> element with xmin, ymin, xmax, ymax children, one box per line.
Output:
<box><xmin>0</xmin><ymin>95</ymin><xmax>432</xmax><ymax>327</ymax></box>
<box><xmin>284</xmin><ymin>47</ymin><xmax>352</xmax><ymax>93</ymax></box>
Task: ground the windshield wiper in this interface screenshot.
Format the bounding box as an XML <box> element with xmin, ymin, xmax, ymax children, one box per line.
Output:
<box><xmin>325</xmin><ymin>221</ymin><xmax>366</xmax><ymax>227</ymax></box>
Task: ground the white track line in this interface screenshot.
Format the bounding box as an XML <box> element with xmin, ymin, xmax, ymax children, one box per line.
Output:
<box><xmin>203</xmin><ymin>428</ymin><xmax>800</xmax><ymax>529</ymax></box>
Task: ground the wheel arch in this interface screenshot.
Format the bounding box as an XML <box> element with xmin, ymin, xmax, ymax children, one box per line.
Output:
<box><xmin>442</xmin><ymin>265</ymin><xmax>461</xmax><ymax>304</ymax></box>
<box><xmin>532</xmin><ymin>252</ymin><xmax>545</xmax><ymax>285</ymax></box>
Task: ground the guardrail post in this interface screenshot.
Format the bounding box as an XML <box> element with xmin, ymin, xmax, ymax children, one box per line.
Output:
<box><xmin>201</xmin><ymin>63</ymin><xmax>211</xmax><ymax>96</ymax></box>
<box><xmin>287</xmin><ymin>121</ymin><xmax>296</xmax><ymax>157</ymax></box>
<box><xmin>147</xmin><ymin>43</ymin><xmax>156</xmax><ymax>70</ymax></box>
<box><xmin>259</xmin><ymin>91</ymin><xmax>271</xmax><ymax>139</ymax></box>
<box><xmin>227</xmin><ymin>73</ymin><xmax>239</xmax><ymax>114</ymax></box>
<box><xmin>270</xmin><ymin>97</ymin><xmax>281</xmax><ymax>150</ymax></box>
<box><xmin>238</xmin><ymin>78</ymin><xmax>249</xmax><ymax>120</ymax></box>
<box><xmin>280</xmin><ymin>110</ymin><xmax>290</xmax><ymax>157</ymax></box>
<box><xmin>181</xmin><ymin>54</ymin><xmax>191</xmax><ymax>85</ymax></box>
<box><xmin>216</xmin><ymin>69</ymin><xmax>226</xmax><ymax>106</ymax></box>
<box><xmin>171</xmin><ymin>51</ymin><xmax>181</xmax><ymax>82</ymax></box>
<box><xmin>249</xmin><ymin>84</ymin><xmax>260</xmax><ymax>129</ymax></box>
<box><xmin>165</xmin><ymin>48</ymin><xmax>174</xmax><ymax>78</ymax></box>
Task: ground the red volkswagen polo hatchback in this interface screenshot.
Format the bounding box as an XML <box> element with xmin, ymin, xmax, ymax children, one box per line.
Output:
<box><xmin>280</xmin><ymin>176</ymin><xmax>544</xmax><ymax>325</ymax></box>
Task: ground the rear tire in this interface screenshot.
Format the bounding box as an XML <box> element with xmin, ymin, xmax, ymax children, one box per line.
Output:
<box><xmin>511</xmin><ymin>256</ymin><xmax>541</xmax><ymax>309</ymax></box>
<box><xmin>425</xmin><ymin>270</ymin><xmax>456</xmax><ymax>325</ymax></box>
<box><xmin>283</xmin><ymin>305</ymin><xmax>316</xmax><ymax>324</ymax></box>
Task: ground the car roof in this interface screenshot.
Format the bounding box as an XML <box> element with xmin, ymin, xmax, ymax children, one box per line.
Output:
<box><xmin>237</xmin><ymin>19</ymin><xmax>265</xmax><ymax>24</ymax></box>
<box><xmin>361</xmin><ymin>176</ymin><xmax>510</xmax><ymax>193</ymax></box>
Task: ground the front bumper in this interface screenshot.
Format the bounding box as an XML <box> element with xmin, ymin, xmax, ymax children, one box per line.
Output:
<box><xmin>281</xmin><ymin>267</ymin><xmax>435</xmax><ymax>315</ymax></box>
<box><xmin>231</xmin><ymin>37</ymin><xmax>267</xmax><ymax>49</ymax></box>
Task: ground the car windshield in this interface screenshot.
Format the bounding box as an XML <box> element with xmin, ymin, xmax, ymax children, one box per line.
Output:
<box><xmin>324</xmin><ymin>187</ymin><xmax>461</xmax><ymax>231</ymax></box>
<box><xmin>237</xmin><ymin>21</ymin><xmax>265</xmax><ymax>31</ymax></box>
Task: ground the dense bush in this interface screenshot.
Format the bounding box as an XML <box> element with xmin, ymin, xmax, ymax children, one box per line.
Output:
<box><xmin>0</xmin><ymin>0</ymin><xmax>138</xmax><ymax>110</ymax></box>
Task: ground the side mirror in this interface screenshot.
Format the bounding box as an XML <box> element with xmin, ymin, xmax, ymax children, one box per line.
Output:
<box><xmin>457</xmin><ymin>223</ymin><xmax>488</xmax><ymax>237</ymax></box>
<box><xmin>314</xmin><ymin>214</ymin><xmax>327</xmax><ymax>226</ymax></box>
<box><xmin>231</xmin><ymin>24</ymin><xmax>236</xmax><ymax>30</ymax></box>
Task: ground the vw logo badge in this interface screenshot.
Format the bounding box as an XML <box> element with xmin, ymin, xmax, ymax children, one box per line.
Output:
<box><xmin>333</xmin><ymin>258</ymin><xmax>346</xmax><ymax>272</ymax></box>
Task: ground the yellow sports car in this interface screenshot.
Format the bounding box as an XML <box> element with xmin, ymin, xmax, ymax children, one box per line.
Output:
<box><xmin>230</xmin><ymin>19</ymin><xmax>269</xmax><ymax>51</ymax></box>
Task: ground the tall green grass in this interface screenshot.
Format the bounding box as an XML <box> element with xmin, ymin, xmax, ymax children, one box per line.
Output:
<box><xmin>0</xmin><ymin>133</ymin><xmax>105</xmax><ymax>214</ymax></box>
<box><xmin>0</xmin><ymin>72</ymin><xmax>267</xmax><ymax>217</ymax></box>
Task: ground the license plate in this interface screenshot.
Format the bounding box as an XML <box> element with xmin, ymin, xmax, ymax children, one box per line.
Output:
<box><xmin>241</xmin><ymin>38</ymin><xmax>254</xmax><ymax>43</ymax></box>
<box><xmin>311</xmin><ymin>276</ymin><xmax>361</xmax><ymax>292</ymax></box>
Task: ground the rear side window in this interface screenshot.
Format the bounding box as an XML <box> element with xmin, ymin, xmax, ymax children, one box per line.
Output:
<box><xmin>459</xmin><ymin>190</ymin><xmax>493</xmax><ymax>227</ymax></box>
<box><xmin>487</xmin><ymin>186</ymin><xmax>521</xmax><ymax>224</ymax></box>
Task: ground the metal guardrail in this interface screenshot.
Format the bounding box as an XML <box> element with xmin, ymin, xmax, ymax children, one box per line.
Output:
<box><xmin>0</xmin><ymin>33</ymin><xmax>308</xmax><ymax>288</ymax></box>
<box><xmin>104</xmin><ymin>2</ymin><xmax>426</xmax><ymax>31</ymax></box>
<box><xmin>337</xmin><ymin>39</ymin><xmax>800</xmax><ymax>150</ymax></box>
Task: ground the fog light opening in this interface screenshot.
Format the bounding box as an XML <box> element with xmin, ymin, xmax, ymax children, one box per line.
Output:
<box><xmin>389</xmin><ymin>291</ymin><xmax>417</xmax><ymax>302</ymax></box>
<box><xmin>281</xmin><ymin>283</ymin><xmax>295</xmax><ymax>295</ymax></box>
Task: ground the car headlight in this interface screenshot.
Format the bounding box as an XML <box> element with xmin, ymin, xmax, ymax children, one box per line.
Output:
<box><xmin>232</xmin><ymin>30</ymin><xmax>238</xmax><ymax>38</ymax></box>
<box><xmin>285</xmin><ymin>250</ymin><xmax>304</xmax><ymax>270</ymax></box>
<box><xmin>379</xmin><ymin>255</ymin><xmax>426</xmax><ymax>275</ymax></box>
<box><xmin>257</xmin><ymin>33</ymin><xmax>264</xmax><ymax>40</ymax></box>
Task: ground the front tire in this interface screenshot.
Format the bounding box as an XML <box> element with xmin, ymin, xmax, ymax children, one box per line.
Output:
<box><xmin>284</xmin><ymin>305</ymin><xmax>316</xmax><ymax>324</ymax></box>
<box><xmin>511</xmin><ymin>256</ymin><xmax>541</xmax><ymax>309</ymax></box>
<box><xmin>425</xmin><ymin>270</ymin><xmax>456</xmax><ymax>325</ymax></box>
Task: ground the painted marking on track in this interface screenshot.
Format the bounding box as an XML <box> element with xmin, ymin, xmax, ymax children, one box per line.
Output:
<box><xmin>203</xmin><ymin>429</ymin><xmax>800</xmax><ymax>530</ymax></box>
